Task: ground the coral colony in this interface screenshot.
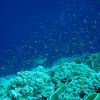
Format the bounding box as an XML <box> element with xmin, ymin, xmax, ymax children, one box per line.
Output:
<box><xmin>0</xmin><ymin>52</ymin><xmax>100</xmax><ymax>100</ymax></box>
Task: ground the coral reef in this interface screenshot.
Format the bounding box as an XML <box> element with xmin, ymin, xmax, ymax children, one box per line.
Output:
<box><xmin>0</xmin><ymin>52</ymin><xmax>100</xmax><ymax>100</ymax></box>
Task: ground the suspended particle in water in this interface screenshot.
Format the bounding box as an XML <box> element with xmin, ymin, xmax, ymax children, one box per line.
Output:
<box><xmin>83</xmin><ymin>19</ymin><xmax>87</xmax><ymax>24</ymax></box>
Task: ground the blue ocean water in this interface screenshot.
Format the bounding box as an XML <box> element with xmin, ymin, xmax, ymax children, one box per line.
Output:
<box><xmin>0</xmin><ymin>0</ymin><xmax>100</xmax><ymax>76</ymax></box>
